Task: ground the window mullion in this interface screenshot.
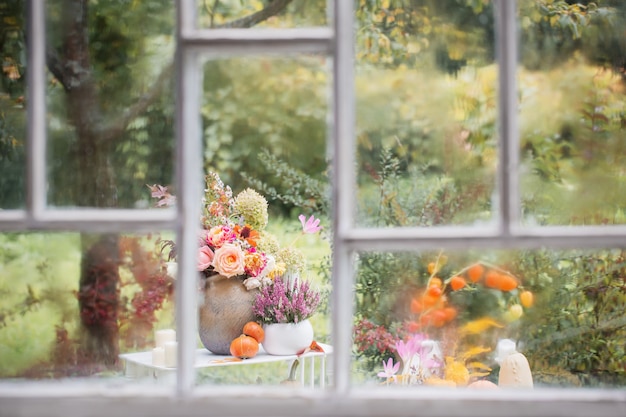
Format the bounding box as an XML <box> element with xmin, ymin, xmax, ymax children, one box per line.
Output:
<box><xmin>26</xmin><ymin>0</ymin><xmax>47</xmax><ymax>220</ymax></box>
<box><xmin>331</xmin><ymin>0</ymin><xmax>356</xmax><ymax>395</ymax></box>
<box><xmin>174</xmin><ymin>0</ymin><xmax>202</xmax><ymax>397</ymax></box>
<box><xmin>495</xmin><ymin>0</ymin><xmax>520</xmax><ymax>235</ymax></box>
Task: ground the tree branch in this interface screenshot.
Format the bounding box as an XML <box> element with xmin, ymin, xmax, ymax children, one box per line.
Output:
<box><xmin>99</xmin><ymin>62</ymin><xmax>173</xmax><ymax>142</ymax></box>
<box><xmin>214</xmin><ymin>0</ymin><xmax>294</xmax><ymax>29</ymax></box>
<box><xmin>45</xmin><ymin>47</ymin><xmax>69</xmax><ymax>89</ymax></box>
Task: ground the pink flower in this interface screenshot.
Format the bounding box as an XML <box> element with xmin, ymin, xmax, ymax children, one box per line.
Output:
<box><xmin>377</xmin><ymin>358</ymin><xmax>400</xmax><ymax>379</ymax></box>
<box><xmin>148</xmin><ymin>184</ymin><xmax>176</xmax><ymax>207</ymax></box>
<box><xmin>208</xmin><ymin>201</ymin><xmax>224</xmax><ymax>217</ymax></box>
<box><xmin>197</xmin><ymin>246</ymin><xmax>214</xmax><ymax>271</ymax></box>
<box><xmin>206</xmin><ymin>225</ymin><xmax>235</xmax><ymax>248</ymax></box>
<box><xmin>244</xmin><ymin>248</ymin><xmax>267</xmax><ymax>278</ymax></box>
<box><xmin>212</xmin><ymin>243</ymin><xmax>245</xmax><ymax>278</ymax></box>
<box><xmin>299</xmin><ymin>214</ymin><xmax>322</xmax><ymax>234</ymax></box>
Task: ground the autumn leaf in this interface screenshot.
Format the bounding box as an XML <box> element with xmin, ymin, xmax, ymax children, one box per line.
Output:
<box><xmin>460</xmin><ymin>346</ymin><xmax>492</xmax><ymax>361</ymax></box>
<box><xmin>459</xmin><ymin>317</ymin><xmax>504</xmax><ymax>336</ymax></box>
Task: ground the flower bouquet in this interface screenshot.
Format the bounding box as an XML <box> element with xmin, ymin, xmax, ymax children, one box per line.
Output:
<box><xmin>149</xmin><ymin>172</ymin><xmax>324</xmax><ymax>355</ymax></box>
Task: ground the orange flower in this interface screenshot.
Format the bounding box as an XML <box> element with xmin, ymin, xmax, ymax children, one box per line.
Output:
<box><xmin>234</xmin><ymin>224</ymin><xmax>260</xmax><ymax>247</ymax></box>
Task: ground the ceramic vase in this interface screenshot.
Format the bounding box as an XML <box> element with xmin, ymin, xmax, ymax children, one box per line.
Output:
<box><xmin>198</xmin><ymin>274</ymin><xmax>257</xmax><ymax>355</ymax></box>
<box><xmin>262</xmin><ymin>319</ymin><xmax>314</xmax><ymax>356</ymax></box>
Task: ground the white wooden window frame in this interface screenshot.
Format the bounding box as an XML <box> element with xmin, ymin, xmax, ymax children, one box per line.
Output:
<box><xmin>1</xmin><ymin>0</ymin><xmax>626</xmax><ymax>416</ymax></box>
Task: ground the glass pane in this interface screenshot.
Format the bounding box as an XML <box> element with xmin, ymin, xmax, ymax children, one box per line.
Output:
<box><xmin>352</xmin><ymin>248</ymin><xmax>626</xmax><ymax>388</ymax></box>
<box><xmin>355</xmin><ymin>0</ymin><xmax>497</xmax><ymax>227</ymax></box>
<box><xmin>196</xmin><ymin>0</ymin><xmax>327</xmax><ymax>28</ymax></box>
<box><xmin>183</xmin><ymin>55</ymin><xmax>332</xmax><ymax>387</ymax></box>
<box><xmin>45</xmin><ymin>1</ymin><xmax>175</xmax><ymax>209</ymax></box>
<box><xmin>519</xmin><ymin>0</ymin><xmax>626</xmax><ymax>226</ymax></box>
<box><xmin>0</xmin><ymin>231</ymin><xmax>176</xmax><ymax>385</ymax></box>
<box><xmin>0</xmin><ymin>0</ymin><xmax>27</xmax><ymax>209</ymax></box>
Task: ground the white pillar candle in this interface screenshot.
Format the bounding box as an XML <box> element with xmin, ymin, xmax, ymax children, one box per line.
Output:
<box><xmin>155</xmin><ymin>329</ymin><xmax>176</xmax><ymax>348</ymax></box>
<box><xmin>152</xmin><ymin>347</ymin><xmax>165</xmax><ymax>367</ymax></box>
<box><xmin>164</xmin><ymin>341</ymin><xmax>177</xmax><ymax>368</ymax></box>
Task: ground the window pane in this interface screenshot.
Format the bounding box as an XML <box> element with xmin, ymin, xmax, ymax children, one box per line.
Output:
<box><xmin>518</xmin><ymin>0</ymin><xmax>626</xmax><ymax>226</ymax></box>
<box><xmin>0</xmin><ymin>231</ymin><xmax>176</xmax><ymax>385</ymax></box>
<box><xmin>0</xmin><ymin>1</ymin><xmax>26</xmax><ymax>209</ymax></box>
<box><xmin>190</xmin><ymin>55</ymin><xmax>332</xmax><ymax>387</ymax></box>
<box><xmin>352</xmin><ymin>248</ymin><xmax>626</xmax><ymax>388</ymax></box>
<box><xmin>355</xmin><ymin>0</ymin><xmax>497</xmax><ymax>227</ymax></box>
<box><xmin>196</xmin><ymin>0</ymin><xmax>327</xmax><ymax>28</ymax></box>
<box><xmin>45</xmin><ymin>1</ymin><xmax>175</xmax><ymax>209</ymax></box>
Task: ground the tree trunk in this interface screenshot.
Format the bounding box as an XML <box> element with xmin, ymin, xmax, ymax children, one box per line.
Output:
<box><xmin>57</xmin><ymin>0</ymin><xmax>121</xmax><ymax>367</ymax></box>
<box><xmin>78</xmin><ymin>233</ymin><xmax>120</xmax><ymax>366</ymax></box>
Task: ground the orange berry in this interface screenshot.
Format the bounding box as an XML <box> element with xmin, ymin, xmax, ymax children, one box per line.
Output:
<box><xmin>449</xmin><ymin>275</ymin><xmax>466</xmax><ymax>291</ymax></box>
<box><xmin>410</xmin><ymin>298</ymin><xmax>423</xmax><ymax>314</ymax></box>
<box><xmin>442</xmin><ymin>307</ymin><xmax>458</xmax><ymax>322</ymax></box>
<box><xmin>407</xmin><ymin>321</ymin><xmax>421</xmax><ymax>332</ymax></box>
<box><xmin>432</xmin><ymin>309</ymin><xmax>447</xmax><ymax>327</ymax></box>
<box><xmin>484</xmin><ymin>271</ymin><xmax>501</xmax><ymax>289</ymax></box>
<box><xmin>520</xmin><ymin>290</ymin><xmax>534</xmax><ymax>308</ymax></box>
<box><xmin>422</xmin><ymin>294</ymin><xmax>438</xmax><ymax>308</ymax></box>
<box><xmin>420</xmin><ymin>313</ymin><xmax>433</xmax><ymax>326</ymax></box>
<box><xmin>498</xmin><ymin>274</ymin><xmax>518</xmax><ymax>292</ymax></box>
<box><xmin>467</xmin><ymin>264</ymin><xmax>484</xmax><ymax>283</ymax></box>
<box><xmin>427</xmin><ymin>262</ymin><xmax>437</xmax><ymax>274</ymax></box>
<box><xmin>429</xmin><ymin>277</ymin><xmax>443</xmax><ymax>288</ymax></box>
<box><xmin>426</xmin><ymin>285</ymin><xmax>442</xmax><ymax>298</ymax></box>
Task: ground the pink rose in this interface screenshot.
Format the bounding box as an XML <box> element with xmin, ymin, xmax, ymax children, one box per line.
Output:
<box><xmin>206</xmin><ymin>225</ymin><xmax>235</xmax><ymax>248</ymax></box>
<box><xmin>212</xmin><ymin>243</ymin><xmax>245</xmax><ymax>278</ymax></box>
<box><xmin>197</xmin><ymin>246</ymin><xmax>214</xmax><ymax>271</ymax></box>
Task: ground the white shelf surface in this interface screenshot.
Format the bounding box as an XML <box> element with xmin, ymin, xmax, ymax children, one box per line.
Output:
<box><xmin>120</xmin><ymin>343</ymin><xmax>333</xmax><ymax>371</ymax></box>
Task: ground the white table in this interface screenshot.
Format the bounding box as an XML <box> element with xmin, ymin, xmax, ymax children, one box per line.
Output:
<box><xmin>120</xmin><ymin>343</ymin><xmax>332</xmax><ymax>388</ymax></box>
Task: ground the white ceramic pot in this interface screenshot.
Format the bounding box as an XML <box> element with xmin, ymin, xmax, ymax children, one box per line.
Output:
<box><xmin>262</xmin><ymin>319</ymin><xmax>314</xmax><ymax>356</ymax></box>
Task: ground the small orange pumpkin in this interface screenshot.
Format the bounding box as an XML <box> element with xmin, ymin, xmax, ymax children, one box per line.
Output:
<box><xmin>243</xmin><ymin>321</ymin><xmax>265</xmax><ymax>343</ymax></box>
<box><xmin>230</xmin><ymin>334</ymin><xmax>259</xmax><ymax>359</ymax></box>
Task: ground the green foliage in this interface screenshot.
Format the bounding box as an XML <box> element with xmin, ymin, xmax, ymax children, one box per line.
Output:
<box><xmin>0</xmin><ymin>100</ymin><xmax>25</xmax><ymax>208</ymax></box>
<box><xmin>241</xmin><ymin>149</ymin><xmax>328</xmax><ymax>215</ymax></box>
<box><xmin>520</xmin><ymin>0</ymin><xmax>626</xmax><ymax>72</ymax></box>
<box><xmin>201</xmin><ymin>56</ymin><xmax>328</xmax><ymax>201</ymax></box>
<box><xmin>355</xmin><ymin>0</ymin><xmax>494</xmax><ymax>71</ymax></box>
<box><xmin>519</xmin><ymin>64</ymin><xmax>626</xmax><ymax>225</ymax></box>
<box><xmin>0</xmin><ymin>233</ymin><xmax>81</xmax><ymax>376</ymax></box>
<box><xmin>517</xmin><ymin>249</ymin><xmax>626</xmax><ymax>386</ymax></box>
<box><xmin>0</xmin><ymin>0</ymin><xmax>26</xmax><ymax>208</ymax></box>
